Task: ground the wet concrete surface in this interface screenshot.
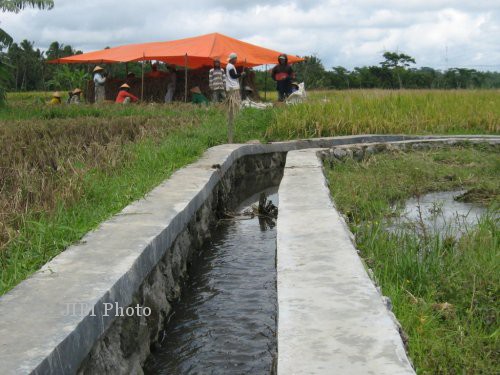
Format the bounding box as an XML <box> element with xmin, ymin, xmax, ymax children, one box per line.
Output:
<box><xmin>144</xmin><ymin>189</ymin><xmax>278</xmax><ymax>375</ymax></box>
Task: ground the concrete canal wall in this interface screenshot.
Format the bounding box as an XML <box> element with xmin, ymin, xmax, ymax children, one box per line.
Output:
<box><xmin>277</xmin><ymin>149</ymin><xmax>414</xmax><ymax>374</ymax></box>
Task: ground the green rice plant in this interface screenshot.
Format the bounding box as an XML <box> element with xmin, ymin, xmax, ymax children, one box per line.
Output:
<box><xmin>267</xmin><ymin>90</ymin><xmax>500</xmax><ymax>139</ymax></box>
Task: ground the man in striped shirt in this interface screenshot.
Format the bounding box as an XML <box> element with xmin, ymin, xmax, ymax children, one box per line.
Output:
<box><xmin>208</xmin><ymin>59</ymin><xmax>226</xmax><ymax>103</ymax></box>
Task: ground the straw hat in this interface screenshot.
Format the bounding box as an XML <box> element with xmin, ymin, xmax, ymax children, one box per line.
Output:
<box><xmin>93</xmin><ymin>66</ymin><xmax>104</xmax><ymax>73</ymax></box>
<box><xmin>72</xmin><ymin>88</ymin><xmax>82</xmax><ymax>94</ymax></box>
<box><xmin>52</xmin><ymin>92</ymin><xmax>61</xmax><ymax>98</ymax></box>
<box><xmin>227</xmin><ymin>52</ymin><xmax>237</xmax><ymax>61</ymax></box>
<box><xmin>120</xmin><ymin>83</ymin><xmax>130</xmax><ymax>89</ymax></box>
<box><xmin>190</xmin><ymin>86</ymin><xmax>201</xmax><ymax>94</ymax></box>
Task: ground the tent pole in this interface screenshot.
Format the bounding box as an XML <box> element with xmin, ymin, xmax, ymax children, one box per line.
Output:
<box><xmin>184</xmin><ymin>53</ymin><xmax>188</xmax><ymax>103</ymax></box>
<box><xmin>264</xmin><ymin>64</ymin><xmax>268</xmax><ymax>101</ymax></box>
<box><xmin>141</xmin><ymin>59</ymin><xmax>144</xmax><ymax>102</ymax></box>
<box><xmin>125</xmin><ymin>62</ymin><xmax>128</xmax><ymax>77</ymax></box>
<box><xmin>243</xmin><ymin>58</ymin><xmax>247</xmax><ymax>99</ymax></box>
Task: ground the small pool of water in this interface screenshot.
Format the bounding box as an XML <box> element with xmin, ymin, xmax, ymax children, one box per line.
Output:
<box><xmin>387</xmin><ymin>190</ymin><xmax>488</xmax><ymax>238</ymax></box>
<box><xmin>144</xmin><ymin>188</ymin><xmax>278</xmax><ymax>375</ymax></box>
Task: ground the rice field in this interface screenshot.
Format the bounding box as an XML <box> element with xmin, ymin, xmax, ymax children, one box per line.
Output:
<box><xmin>268</xmin><ymin>90</ymin><xmax>500</xmax><ymax>138</ymax></box>
<box><xmin>0</xmin><ymin>89</ymin><xmax>498</xmax><ymax>295</ymax></box>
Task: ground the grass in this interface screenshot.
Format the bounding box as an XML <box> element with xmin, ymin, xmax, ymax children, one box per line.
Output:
<box><xmin>325</xmin><ymin>145</ymin><xmax>499</xmax><ymax>374</ymax></box>
<box><xmin>0</xmin><ymin>98</ymin><xmax>273</xmax><ymax>294</ymax></box>
<box><xmin>0</xmin><ymin>89</ymin><xmax>498</xmax><ymax>295</ymax></box>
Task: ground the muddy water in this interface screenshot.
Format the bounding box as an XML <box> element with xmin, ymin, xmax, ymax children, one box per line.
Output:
<box><xmin>144</xmin><ymin>189</ymin><xmax>278</xmax><ymax>375</ymax></box>
<box><xmin>388</xmin><ymin>190</ymin><xmax>488</xmax><ymax>238</ymax></box>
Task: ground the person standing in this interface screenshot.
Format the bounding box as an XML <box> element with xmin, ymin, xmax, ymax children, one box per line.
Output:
<box><xmin>225</xmin><ymin>52</ymin><xmax>246</xmax><ymax>142</ymax></box>
<box><xmin>164</xmin><ymin>65</ymin><xmax>177</xmax><ymax>103</ymax></box>
<box><xmin>93</xmin><ymin>66</ymin><xmax>107</xmax><ymax>103</ymax></box>
<box><xmin>209</xmin><ymin>59</ymin><xmax>226</xmax><ymax>103</ymax></box>
<box><xmin>271</xmin><ymin>54</ymin><xmax>294</xmax><ymax>101</ymax></box>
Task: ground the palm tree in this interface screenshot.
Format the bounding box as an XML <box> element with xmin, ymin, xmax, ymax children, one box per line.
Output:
<box><xmin>0</xmin><ymin>0</ymin><xmax>54</xmax><ymax>102</ymax></box>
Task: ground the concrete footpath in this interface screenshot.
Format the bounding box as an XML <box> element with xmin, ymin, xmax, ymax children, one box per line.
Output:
<box><xmin>277</xmin><ymin>149</ymin><xmax>415</xmax><ymax>374</ymax></box>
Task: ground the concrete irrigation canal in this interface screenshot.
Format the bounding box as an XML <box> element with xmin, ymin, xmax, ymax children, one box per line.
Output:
<box><xmin>144</xmin><ymin>189</ymin><xmax>279</xmax><ymax>374</ymax></box>
<box><xmin>0</xmin><ymin>135</ymin><xmax>498</xmax><ymax>374</ymax></box>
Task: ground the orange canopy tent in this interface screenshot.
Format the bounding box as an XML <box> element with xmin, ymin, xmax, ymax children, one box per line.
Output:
<box><xmin>49</xmin><ymin>32</ymin><xmax>303</xmax><ymax>68</ymax></box>
<box><xmin>50</xmin><ymin>32</ymin><xmax>303</xmax><ymax>102</ymax></box>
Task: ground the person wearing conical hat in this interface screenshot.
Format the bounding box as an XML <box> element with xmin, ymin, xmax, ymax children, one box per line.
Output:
<box><xmin>190</xmin><ymin>86</ymin><xmax>209</xmax><ymax>105</ymax></box>
<box><xmin>115</xmin><ymin>83</ymin><xmax>139</xmax><ymax>104</ymax></box>
<box><xmin>93</xmin><ymin>66</ymin><xmax>107</xmax><ymax>103</ymax></box>
<box><xmin>68</xmin><ymin>88</ymin><xmax>82</xmax><ymax>104</ymax></box>
<box><xmin>48</xmin><ymin>92</ymin><xmax>62</xmax><ymax>105</ymax></box>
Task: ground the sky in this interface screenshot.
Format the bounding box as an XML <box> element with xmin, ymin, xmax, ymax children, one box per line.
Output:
<box><xmin>2</xmin><ymin>0</ymin><xmax>499</xmax><ymax>71</ymax></box>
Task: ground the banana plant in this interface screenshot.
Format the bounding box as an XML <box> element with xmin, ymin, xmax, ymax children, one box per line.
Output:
<box><xmin>47</xmin><ymin>65</ymin><xmax>90</xmax><ymax>91</ymax></box>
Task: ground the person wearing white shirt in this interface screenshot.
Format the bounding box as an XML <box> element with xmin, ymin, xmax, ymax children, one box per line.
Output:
<box><xmin>225</xmin><ymin>52</ymin><xmax>247</xmax><ymax>106</ymax></box>
<box><xmin>93</xmin><ymin>66</ymin><xmax>106</xmax><ymax>103</ymax></box>
<box><xmin>225</xmin><ymin>52</ymin><xmax>246</xmax><ymax>142</ymax></box>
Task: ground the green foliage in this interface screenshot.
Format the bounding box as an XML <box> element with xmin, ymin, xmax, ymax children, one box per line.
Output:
<box><xmin>6</xmin><ymin>40</ymin><xmax>46</xmax><ymax>91</ymax></box>
<box><xmin>325</xmin><ymin>147</ymin><xmax>499</xmax><ymax>373</ymax></box>
<box><xmin>0</xmin><ymin>0</ymin><xmax>53</xmax><ymax>13</ymax></box>
<box><xmin>0</xmin><ymin>53</ymin><xmax>13</xmax><ymax>103</ymax></box>
<box><xmin>46</xmin><ymin>65</ymin><xmax>90</xmax><ymax>91</ymax></box>
<box><xmin>293</xmin><ymin>55</ymin><xmax>331</xmax><ymax>89</ymax></box>
<box><xmin>0</xmin><ymin>0</ymin><xmax>54</xmax><ymax>103</ymax></box>
<box><xmin>0</xmin><ymin>27</ymin><xmax>13</xmax><ymax>48</ymax></box>
<box><xmin>258</xmin><ymin>51</ymin><xmax>499</xmax><ymax>90</ymax></box>
<box><xmin>380</xmin><ymin>51</ymin><xmax>416</xmax><ymax>69</ymax></box>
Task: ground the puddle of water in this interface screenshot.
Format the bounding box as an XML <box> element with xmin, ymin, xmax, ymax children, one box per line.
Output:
<box><xmin>387</xmin><ymin>190</ymin><xmax>488</xmax><ymax>238</ymax></box>
<box><xmin>144</xmin><ymin>188</ymin><xmax>278</xmax><ymax>375</ymax></box>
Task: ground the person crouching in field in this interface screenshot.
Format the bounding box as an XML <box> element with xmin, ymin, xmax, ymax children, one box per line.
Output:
<box><xmin>115</xmin><ymin>84</ymin><xmax>139</xmax><ymax>104</ymax></box>
<box><xmin>272</xmin><ymin>54</ymin><xmax>294</xmax><ymax>101</ymax></box>
<box><xmin>48</xmin><ymin>92</ymin><xmax>62</xmax><ymax>105</ymax></box>
<box><xmin>190</xmin><ymin>86</ymin><xmax>209</xmax><ymax>105</ymax></box>
<box><xmin>67</xmin><ymin>88</ymin><xmax>82</xmax><ymax>104</ymax></box>
<box><xmin>209</xmin><ymin>58</ymin><xmax>226</xmax><ymax>103</ymax></box>
<box><xmin>93</xmin><ymin>66</ymin><xmax>107</xmax><ymax>103</ymax></box>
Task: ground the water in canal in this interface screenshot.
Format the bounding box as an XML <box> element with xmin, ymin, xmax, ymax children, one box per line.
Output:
<box><xmin>144</xmin><ymin>189</ymin><xmax>278</xmax><ymax>375</ymax></box>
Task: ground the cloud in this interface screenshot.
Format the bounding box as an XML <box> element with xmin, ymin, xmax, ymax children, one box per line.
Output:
<box><xmin>1</xmin><ymin>0</ymin><xmax>499</xmax><ymax>70</ymax></box>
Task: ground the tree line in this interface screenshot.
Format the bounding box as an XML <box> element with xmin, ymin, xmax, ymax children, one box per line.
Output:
<box><xmin>267</xmin><ymin>53</ymin><xmax>500</xmax><ymax>90</ymax></box>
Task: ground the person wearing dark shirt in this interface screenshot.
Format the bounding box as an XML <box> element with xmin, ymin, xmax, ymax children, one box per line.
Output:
<box><xmin>271</xmin><ymin>54</ymin><xmax>295</xmax><ymax>101</ymax></box>
<box><xmin>115</xmin><ymin>84</ymin><xmax>139</xmax><ymax>104</ymax></box>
